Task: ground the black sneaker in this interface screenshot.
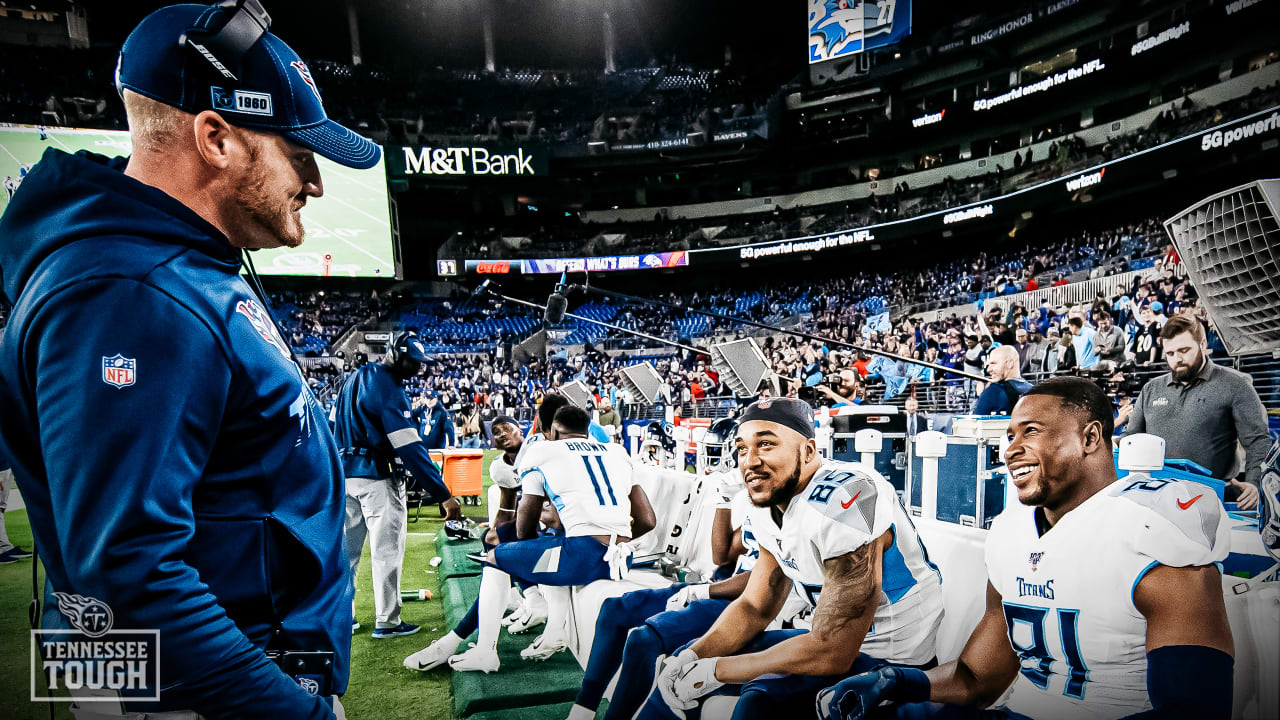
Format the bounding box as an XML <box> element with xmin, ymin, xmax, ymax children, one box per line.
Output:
<box><xmin>0</xmin><ymin>548</ymin><xmax>28</xmax><ymax>564</ymax></box>
<box><xmin>7</xmin><ymin>546</ymin><xmax>33</xmax><ymax>559</ymax></box>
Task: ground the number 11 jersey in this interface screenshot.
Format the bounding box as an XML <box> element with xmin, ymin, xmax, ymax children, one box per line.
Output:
<box><xmin>519</xmin><ymin>438</ymin><xmax>635</xmax><ymax>538</ymax></box>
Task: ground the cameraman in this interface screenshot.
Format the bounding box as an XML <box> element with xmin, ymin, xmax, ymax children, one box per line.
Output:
<box><xmin>814</xmin><ymin>368</ymin><xmax>865</xmax><ymax>407</ymax></box>
<box><xmin>1125</xmin><ymin>316</ymin><xmax>1268</xmax><ymax>509</ymax></box>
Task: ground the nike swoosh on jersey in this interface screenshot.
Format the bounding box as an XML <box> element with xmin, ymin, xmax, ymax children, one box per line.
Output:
<box><xmin>1176</xmin><ymin>494</ymin><xmax>1204</xmax><ymax>510</ymax></box>
<box><xmin>841</xmin><ymin>491</ymin><xmax>862</xmax><ymax>509</ymax></box>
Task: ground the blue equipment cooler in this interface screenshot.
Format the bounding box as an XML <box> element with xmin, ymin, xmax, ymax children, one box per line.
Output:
<box><xmin>909</xmin><ymin>436</ymin><xmax>1007</xmax><ymax>528</ymax></box>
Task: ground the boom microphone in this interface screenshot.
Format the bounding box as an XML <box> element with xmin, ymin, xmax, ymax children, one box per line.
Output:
<box><xmin>544</xmin><ymin>272</ymin><xmax>569</xmax><ymax>325</ymax></box>
<box><xmin>470</xmin><ymin>279</ymin><xmax>492</xmax><ymax>300</ymax></box>
<box><xmin>544</xmin><ymin>291</ymin><xmax>568</xmax><ymax>325</ymax></box>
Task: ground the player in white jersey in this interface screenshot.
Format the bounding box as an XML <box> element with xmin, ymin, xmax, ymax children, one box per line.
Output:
<box><xmin>646</xmin><ymin>397</ymin><xmax>944</xmax><ymax>719</ymax></box>
<box><xmin>404</xmin><ymin>416</ymin><xmax>527</xmax><ymax>672</ymax></box>
<box><xmin>567</xmin><ymin>420</ymin><xmax>772</xmax><ymax>720</ymax></box>
<box><xmin>819</xmin><ymin>377</ymin><xmax>1235</xmax><ymax>720</ymax></box>
<box><xmin>500</xmin><ymin>393</ymin><xmax>572</xmax><ymax>634</ymax></box>
<box><xmin>448</xmin><ymin>405</ymin><xmax>656</xmax><ymax>672</ymax></box>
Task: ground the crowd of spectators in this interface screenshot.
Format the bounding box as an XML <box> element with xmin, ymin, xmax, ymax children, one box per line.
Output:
<box><xmin>281</xmin><ymin>210</ymin><xmax>1195</xmax><ymax>425</ymax></box>
<box><xmin>0</xmin><ymin>47</ymin><xmax>121</xmax><ymax>129</ymax></box>
<box><xmin>5</xmin><ymin>43</ymin><xmax>1278</xmax><ymax>267</ymax></box>
<box><xmin>274</xmin><ymin>290</ymin><xmax>389</xmax><ymax>356</ymax></box>
<box><xmin>309</xmin><ymin>60</ymin><xmax>779</xmax><ymax>151</ymax></box>
<box><xmin>0</xmin><ymin>44</ymin><xmax>776</xmax><ymax>153</ymax></box>
<box><xmin>299</xmin><ymin>251</ymin><xmax>1213</xmax><ymax>439</ymax></box>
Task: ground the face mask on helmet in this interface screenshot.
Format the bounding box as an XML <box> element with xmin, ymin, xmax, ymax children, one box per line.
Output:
<box><xmin>444</xmin><ymin>518</ymin><xmax>483</xmax><ymax>542</ymax></box>
<box><xmin>639</xmin><ymin>441</ymin><xmax>673</xmax><ymax>468</ymax></box>
<box><xmin>697</xmin><ymin>418</ymin><xmax>738</xmax><ymax>474</ymax></box>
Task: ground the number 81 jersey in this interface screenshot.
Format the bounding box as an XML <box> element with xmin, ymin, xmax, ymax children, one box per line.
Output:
<box><xmin>984</xmin><ymin>476</ymin><xmax>1231</xmax><ymax>720</ymax></box>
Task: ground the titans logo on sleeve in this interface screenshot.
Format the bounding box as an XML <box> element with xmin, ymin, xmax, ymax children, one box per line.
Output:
<box><xmin>234</xmin><ymin>298</ymin><xmax>292</xmax><ymax>360</ymax></box>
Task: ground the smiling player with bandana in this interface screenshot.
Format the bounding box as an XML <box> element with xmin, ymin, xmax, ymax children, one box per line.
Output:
<box><xmin>642</xmin><ymin>397</ymin><xmax>943</xmax><ymax>719</ymax></box>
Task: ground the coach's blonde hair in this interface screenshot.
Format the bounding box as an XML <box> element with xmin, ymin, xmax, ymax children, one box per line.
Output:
<box><xmin>121</xmin><ymin>89</ymin><xmax>192</xmax><ymax>154</ymax></box>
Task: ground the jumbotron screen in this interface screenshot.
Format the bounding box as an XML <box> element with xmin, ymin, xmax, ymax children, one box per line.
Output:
<box><xmin>808</xmin><ymin>0</ymin><xmax>912</xmax><ymax>64</ymax></box>
<box><xmin>0</xmin><ymin>125</ymin><xmax>395</xmax><ymax>278</ymax></box>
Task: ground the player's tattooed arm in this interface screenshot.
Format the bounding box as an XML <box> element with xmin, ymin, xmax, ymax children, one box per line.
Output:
<box><xmin>924</xmin><ymin>581</ymin><xmax>1021</xmax><ymax>707</ymax></box>
<box><xmin>714</xmin><ymin>530</ymin><xmax>887</xmax><ymax>682</ymax></box>
<box><xmin>812</xmin><ymin>540</ymin><xmax>880</xmax><ymax>640</ymax></box>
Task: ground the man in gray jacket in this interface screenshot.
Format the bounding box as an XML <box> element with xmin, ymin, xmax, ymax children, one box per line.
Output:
<box><xmin>1125</xmin><ymin>316</ymin><xmax>1268</xmax><ymax>509</ymax></box>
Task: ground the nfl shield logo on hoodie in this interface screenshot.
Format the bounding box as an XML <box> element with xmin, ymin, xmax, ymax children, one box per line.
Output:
<box><xmin>102</xmin><ymin>354</ymin><xmax>136</xmax><ymax>388</ymax></box>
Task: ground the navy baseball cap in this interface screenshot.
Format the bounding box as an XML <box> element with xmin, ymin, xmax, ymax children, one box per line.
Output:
<box><xmin>115</xmin><ymin>3</ymin><xmax>380</xmax><ymax>170</ymax></box>
<box><xmin>392</xmin><ymin>331</ymin><xmax>433</xmax><ymax>364</ymax></box>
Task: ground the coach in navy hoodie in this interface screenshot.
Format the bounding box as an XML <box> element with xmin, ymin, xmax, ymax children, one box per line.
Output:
<box><xmin>0</xmin><ymin>4</ymin><xmax>383</xmax><ymax>718</ymax></box>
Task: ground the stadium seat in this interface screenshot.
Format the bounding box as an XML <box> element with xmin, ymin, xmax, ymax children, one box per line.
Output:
<box><xmin>910</xmin><ymin>519</ymin><xmax>990</xmax><ymax>663</ymax></box>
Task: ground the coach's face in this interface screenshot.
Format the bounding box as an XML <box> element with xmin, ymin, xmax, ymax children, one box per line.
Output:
<box><xmin>735</xmin><ymin>420</ymin><xmax>812</xmax><ymax>509</ymax></box>
<box><xmin>1005</xmin><ymin>394</ymin><xmax>1091</xmax><ymax>508</ymax></box>
<box><xmin>227</xmin><ymin>127</ymin><xmax>324</xmax><ymax>249</ymax></box>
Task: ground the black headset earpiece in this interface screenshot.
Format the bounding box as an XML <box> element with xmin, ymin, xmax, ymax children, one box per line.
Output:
<box><xmin>180</xmin><ymin>0</ymin><xmax>272</xmax><ymax>84</ymax></box>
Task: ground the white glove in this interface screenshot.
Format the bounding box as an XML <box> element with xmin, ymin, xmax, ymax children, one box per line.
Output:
<box><xmin>656</xmin><ymin>648</ymin><xmax>702</xmax><ymax>712</ymax></box>
<box><xmin>331</xmin><ymin>695</ymin><xmax>346</xmax><ymax>720</ymax></box>
<box><xmin>603</xmin><ymin>537</ymin><xmax>635</xmax><ymax>581</ymax></box>
<box><xmin>713</xmin><ymin>474</ymin><xmax>742</xmax><ymax>508</ymax></box>
<box><xmin>659</xmin><ymin>650</ymin><xmax>724</xmax><ymax>709</ymax></box>
<box><xmin>665</xmin><ymin>583</ymin><xmax>711</xmax><ymax>612</ymax></box>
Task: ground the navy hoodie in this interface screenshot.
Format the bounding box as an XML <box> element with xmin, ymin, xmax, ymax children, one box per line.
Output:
<box><xmin>330</xmin><ymin>362</ymin><xmax>449</xmax><ymax>499</ymax></box>
<box><xmin>0</xmin><ymin>149</ymin><xmax>347</xmax><ymax>718</ymax></box>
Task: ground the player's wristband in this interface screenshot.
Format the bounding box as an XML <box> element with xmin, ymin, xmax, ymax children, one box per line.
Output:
<box><xmin>887</xmin><ymin>667</ymin><xmax>931</xmax><ymax>704</ymax></box>
<box><xmin>691</xmin><ymin>584</ymin><xmax>711</xmax><ymax>602</ymax></box>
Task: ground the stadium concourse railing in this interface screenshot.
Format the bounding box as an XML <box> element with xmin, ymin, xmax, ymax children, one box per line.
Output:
<box><xmin>619</xmin><ymin>353</ymin><xmax>1280</xmax><ymax>421</ymax></box>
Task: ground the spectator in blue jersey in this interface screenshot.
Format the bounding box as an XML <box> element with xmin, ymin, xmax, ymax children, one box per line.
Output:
<box><xmin>334</xmin><ymin>331</ymin><xmax>460</xmax><ymax>640</ymax></box>
<box><xmin>420</xmin><ymin>391</ymin><xmax>457</xmax><ymax>450</ymax></box>
<box><xmin>972</xmin><ymin>345</ymin><xmax>1033</xmax><ymax>415</ymax></box>
<box><xmin>1068</xmin><ymin>315</ymin><xmax>1099</xmax><ymax>369</ymax></box>
<box><xmin>0</xmin><ymin>4</ymin><xmax>378</xmax><ymax>717</ymax></box>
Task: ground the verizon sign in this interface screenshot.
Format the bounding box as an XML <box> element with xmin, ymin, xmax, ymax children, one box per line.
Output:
<box><xmin>1065</xmin><ymin>167</ymin><xmax>1105</xmax><ymax>192</ymax></box>
<box><xmin>912</xmin><ymin>109</ymin><xmax>945</xmax><ymax>128</ymax></box>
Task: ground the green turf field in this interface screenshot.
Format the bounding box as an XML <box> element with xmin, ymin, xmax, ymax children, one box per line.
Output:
<box><xmin>0</xmin><ymin>449</ymin><xmax>503</xmax><ymax>719</ymax></box>
<box><xmin>0</xmin><ymin>124</ymin><xmax>395</xmax><ymax>278</ymax></box>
